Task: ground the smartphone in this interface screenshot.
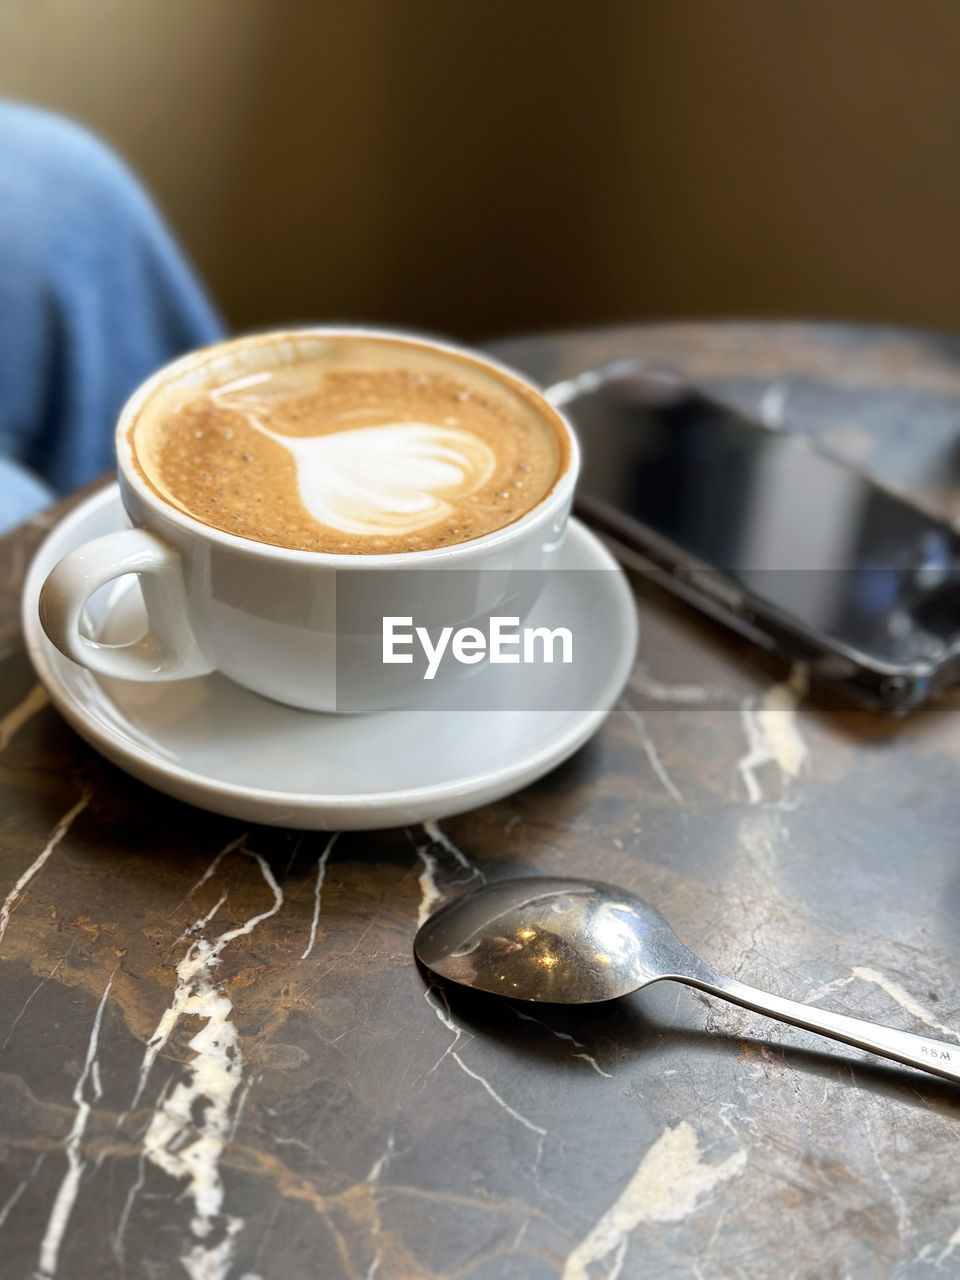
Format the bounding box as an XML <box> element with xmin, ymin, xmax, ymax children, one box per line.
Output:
<box><xmin>555</xmin><ymin>362</ymin><xmax>960</xmax><ymax>711</ymax></box>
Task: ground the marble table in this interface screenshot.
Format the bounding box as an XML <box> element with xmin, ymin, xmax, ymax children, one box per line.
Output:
<box><xmin>2</xmin><ymin>322</ymin><xmax>960</xmax><ymax>1279</ymax></box>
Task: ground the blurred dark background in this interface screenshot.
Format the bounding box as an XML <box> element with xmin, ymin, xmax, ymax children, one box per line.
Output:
<box><xmin>5</xmin><ymin>0</ymin><xmax>960</xmax><ymax>341</ymax></box>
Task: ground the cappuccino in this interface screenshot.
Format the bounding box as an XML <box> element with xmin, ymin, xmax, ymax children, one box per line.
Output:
<box><xmin>129</xmin><ymin>333</ymin><xmax>568</xmax><ymax>554</ymax></box>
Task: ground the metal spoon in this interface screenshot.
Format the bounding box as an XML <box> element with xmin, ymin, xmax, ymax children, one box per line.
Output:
<box><xmin>414</xmin><ymin>876</ymin><xmax>960</xmax><ymax>1085</ymax></box>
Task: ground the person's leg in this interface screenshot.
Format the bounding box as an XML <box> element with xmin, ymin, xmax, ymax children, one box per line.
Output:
<box><xmin>0</xmin><ymin>102</ymin><xmax>225</xmax><ymax>532</ymax></box>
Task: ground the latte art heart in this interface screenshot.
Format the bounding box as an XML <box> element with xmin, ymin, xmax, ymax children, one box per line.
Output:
<box><xmin>249</xmin><ymin>419</ymin><xmax>497</xmax><ymax>536</ymax></box>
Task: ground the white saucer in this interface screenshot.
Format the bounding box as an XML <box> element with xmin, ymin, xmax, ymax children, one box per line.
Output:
<box><xmin>22</xmin><ymin>486</ymin><xmax>637</xmax><ymax>829</ymax></box>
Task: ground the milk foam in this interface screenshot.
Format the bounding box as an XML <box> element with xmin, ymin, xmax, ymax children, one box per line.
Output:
<box><xmin>132</xmin><ymin>336</ymin><xmax>568</xmax><ymax>554</ymax></box>
<box><xmin>232</xmin><ymin>407</ymin><xmax>496</xmax><ymax>536</ymax></box>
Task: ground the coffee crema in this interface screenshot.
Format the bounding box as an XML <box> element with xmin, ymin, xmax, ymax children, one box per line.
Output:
<box><xmin>128</xmin><ymin>334</ymin><xmax>568</xmax><ymax>554</ymax></box>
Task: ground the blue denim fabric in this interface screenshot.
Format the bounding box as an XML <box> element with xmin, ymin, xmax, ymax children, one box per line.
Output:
<box><xmin>0</xmin><ymin>102</ymin><xmax>225</xmax><ymax>533</ymax></box>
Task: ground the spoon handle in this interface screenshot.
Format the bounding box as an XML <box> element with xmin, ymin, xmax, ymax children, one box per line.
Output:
<box><xmin>683</xmin><ymin>970</ymin><xmax>960</xmax><ymax>1084</ymax></box>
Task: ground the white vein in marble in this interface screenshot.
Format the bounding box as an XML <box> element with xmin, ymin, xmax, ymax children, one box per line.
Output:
<box><xmin>422</xmin><ymin>820</ymin><xmax>485</xmax><ymax>882</ymax></box>
<box><xmin>0</xmin><ymin>790</ymin><xmax>91</xmax><ymax>944</ymax></box>
<box><xmin>425</xmin><ymin>987</ymin><xmax>546</xmax><ymax>1158</ymax></box>
<box><xmin>168</xmin><ymin>889</ymin><xmax>230</xmax><ymax>958</ymax></box>
<box><xmin>366</xmin><ymin>1133</ymin><xmax>395</xmax><ymax>1185</ymax></box>
<box><xmin>806</xmin><ymin>967</ymin><xmax>960</xmax><ymax>1045</ymax></box>
<box><xmin>416</xmin><ymin>845</ymin><xmax>442</xmax><ymax>928</ymax></box>
<box><xmin>228</xmin><ymin>1070</ymin><xmax>261</xmax><ymax>1144</ymax></box>
<box><xmin>112</xmin><ymin>1150</ymin><xmax>148</xmax><ymax>1267</ymax></box>
<box><xmin>936</xmin><ymin>1223</ymin><xmax>960</xmax><ymax>1267</ymax></box>
<box><xmin>851</xmin><ymin>967</ymin><xmax>960</xmax><ymax>1044</ymax></box>
<box><xmin>117</xmin><ymin>844</ymin><xmax>283</xmax><ymax>1280</ymax></box>
<box><xmin>0</xmin><ymin>681</ymin><xmax>48</xmax><ymax>752</ymax></box>
<box><xmin>2</xmin><ymin>956</ymin><xmax>67</xmax><ymax>1054</ymax></box>
<box><xmin>36</xmin><ymin>973</ymin><xmax>113</xmax><ymax>1277</ymax></box>
<box><xmin>357</xmin><ymin>1132</ymin><xmax>396</xmax><ymax>1280</ymax></box>
<box><xmin>301</xmin><ymin>832</ymin><xmax>339</xmax><ymax>959</ymax></box>
<box><xmin>414</xmin><ymin>821</ymin><xmax>483</xmax><ymax>927</ymax></box>
<box><xmin>737</xmin><ymin>666</ymin><xmax>808</xmax><ymax>805</ymax></box>
<box><xmin>178</xmin><ymin>834</ymin><xmax>247</xmax><ymax>908</ymax></box>
<box><xmin>0</xmin><ymin>1153</ymin><xmax>44</xmax><ymax>1231</ymax></box>
<box><xmin>513</xmin><ymin>1008</ymin><xmax>612</xmax><ymax>1078</ymax></box>
<box><xmin>630</xmin><ymin>668</ymin><xmax>735</xmax><ymax>705</ymax></box>
<box><xmin>562</xmin><ymin>1121</ymin><xmax>746</xmax><ymax>1280</ymax></box>
<box><xmin>620</xmin><ymin>698</ymin><xmax>683</xmax><ymax>803</ymax></box>
<box><xmin>862</xmin><ymin>1109</ymin><xmax>911</xmax><ymax>1242</ymax></box>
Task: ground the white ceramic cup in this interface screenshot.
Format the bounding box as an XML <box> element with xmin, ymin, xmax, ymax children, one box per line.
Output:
<box><xmin>38</xmin><ymin>328</ymin><xmax>580</xmax><ymax>713</ymax></box>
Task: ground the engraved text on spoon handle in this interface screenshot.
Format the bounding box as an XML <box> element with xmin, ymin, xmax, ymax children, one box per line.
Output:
<box><xmin>680</xmin><ymin>969</ymin><xmax>960</xmax><ymax>1085</ymax></box>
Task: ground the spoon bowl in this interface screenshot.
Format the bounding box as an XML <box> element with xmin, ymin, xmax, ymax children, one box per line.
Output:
<box><xmin>415</xmin><ymin>876</ymin><xmax>692</xmax><ymax>1003</ymax></box>
<box><xmin>415</xmin><ymin>875</ymin><xmax>960</xmax><ymax>1085</ymax></box>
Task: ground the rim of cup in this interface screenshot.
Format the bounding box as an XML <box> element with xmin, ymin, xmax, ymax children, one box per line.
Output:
<box><xmin>115</xmin><ymin>326</ymin><xmax>581</xmax><ymax>567</ymax></box>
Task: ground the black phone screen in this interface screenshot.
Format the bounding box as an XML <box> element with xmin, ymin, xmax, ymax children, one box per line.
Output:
<box><xmin>565</xmin><ymin>367</ymin><xmax>960</xmax><ymax>676</ymax></box>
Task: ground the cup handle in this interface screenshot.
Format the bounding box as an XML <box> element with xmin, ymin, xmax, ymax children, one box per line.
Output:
<box><xmin>38</xmin><ymin>528</ymin><xmax>214</xmax><ymax>681</ymax></box>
